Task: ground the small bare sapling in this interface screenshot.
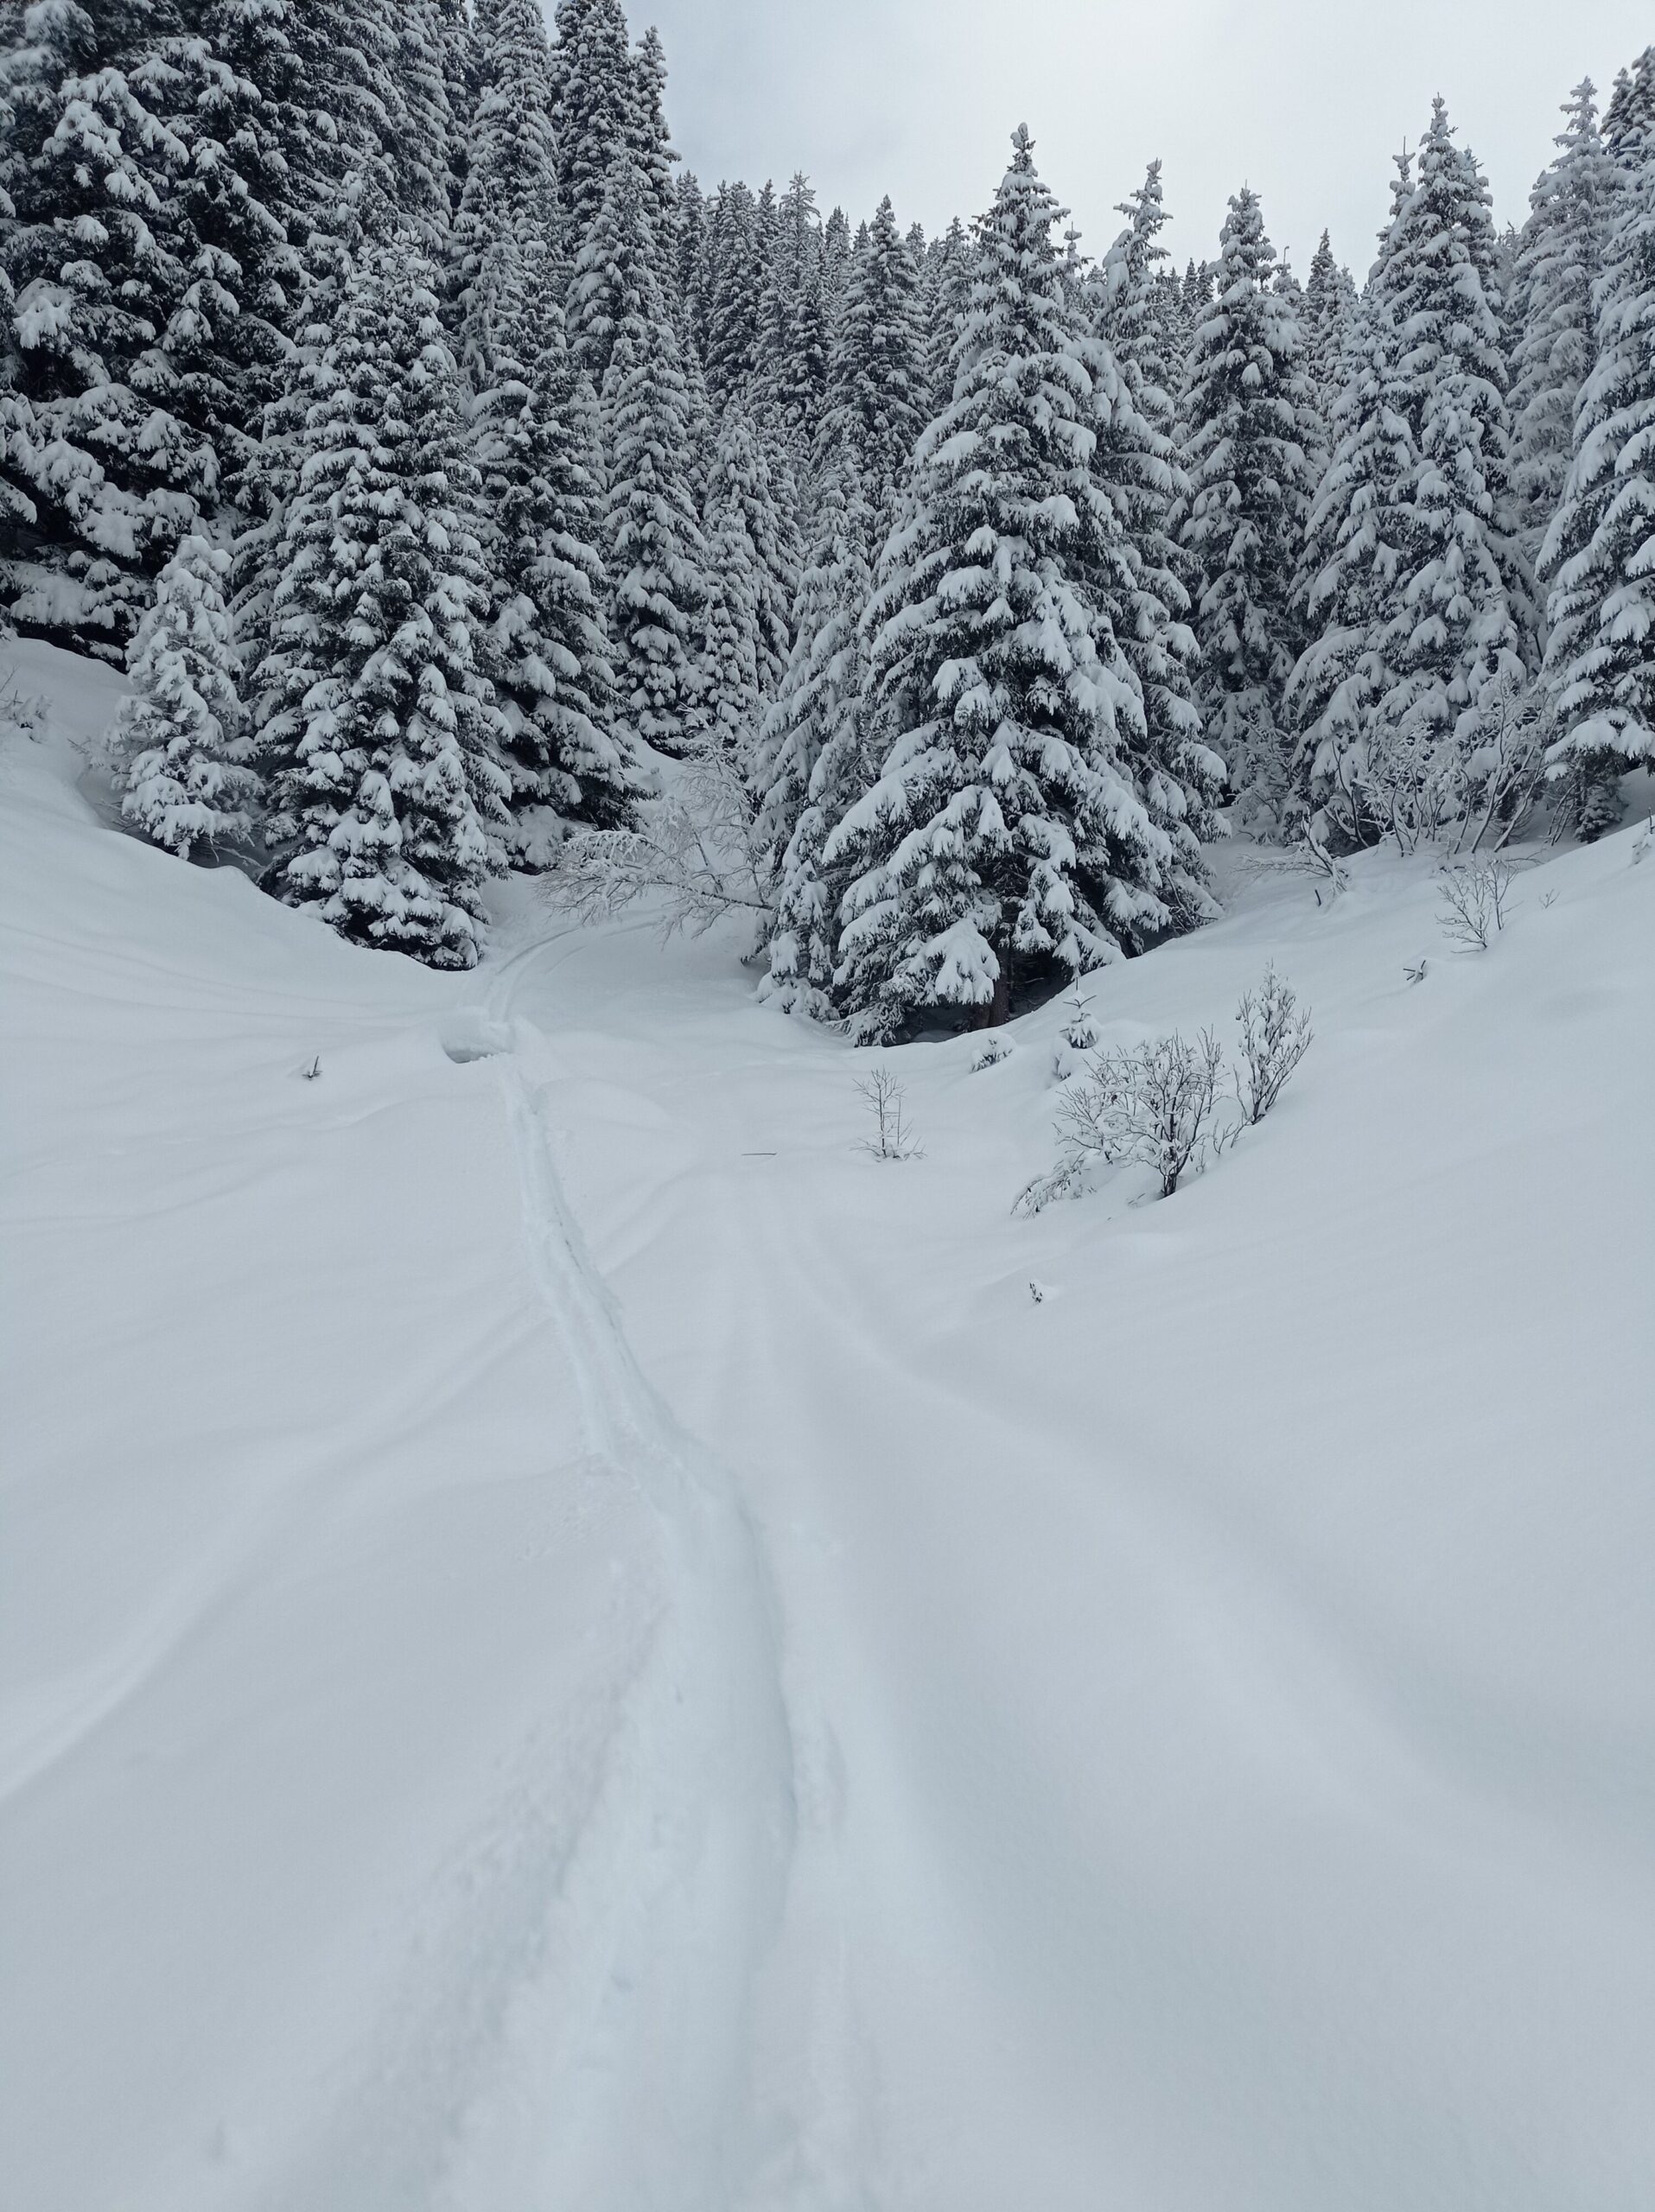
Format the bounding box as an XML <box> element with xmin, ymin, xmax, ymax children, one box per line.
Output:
<box><xmin>1234</xmin><ymin>966</ymin><xmax>1313</xmax><ymax>1125</ymax></box>
<box><xmin>856</xmin><ymin>1067</ymin><xmax>922</xmax><ymax>1160</ymax></box>
<box><xmin>1437</xmin><ymin>855</ymin><xmax>1518</xmax><ymax>950</ymax></box>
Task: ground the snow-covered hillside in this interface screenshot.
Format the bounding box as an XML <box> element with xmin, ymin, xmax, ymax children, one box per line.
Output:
<box><xmin>3</xmin><ymin>639</ymin><xmax>1653</xmax><ymax>2212</ymax></box>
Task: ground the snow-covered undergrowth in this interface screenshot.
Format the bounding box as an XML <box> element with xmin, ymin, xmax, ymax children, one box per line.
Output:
<box><xmin>4</xmin><ymin>639</ymin><xmax>1653</xmax><ymax>2212</ymax></box>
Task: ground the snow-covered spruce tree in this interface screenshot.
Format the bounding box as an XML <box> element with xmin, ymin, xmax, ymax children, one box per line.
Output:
<box><xmin>392</xmin><ymin>0</ymin><xmax>462</xmax><ymax>251</ymax></box>
<box><xmin>629</xmin><ymin>25</ymin><xmax>680</xmax><ymax>274</ymax></box>
<box><xmin>816</xmin><ymin>195</ymin><xmax>927</xmax><ymax>512</ymax></box>
<box><xmin>828</xmin><ymin>128</ymin><xmax>1207</xmax><ymax>1043</ymax></box>
<box><xmin>106</xmin><ymin>535</ymin><xmax>257</xmax><ymax>858</ymax></box>
<box><xmin>1364</xmin><ymin>102</ymin><xmax>1533</xmax><ymax>840</ymax></box>
<box><xmin>755</xmin><ymin>439</ymin><xmax>877</xmax><ymax>1020</ymax></box>
<box><xmin>1084</xmin><ymin>166</ymin><xmax>1226</xmax><ymax>909</ymax></box>
<box><xmin>703</xmin><ymin>399</ymin><xmax>792</xmax><ymax>717</ymax></box>
<box><xmin>450</xmin><ymin>0</ymin><xmax>562</xmax><ymax>373</ymax></box>
<box><xmin>756</xmin><ymin>173</ymin><xmax>828</xmax><ymax>450</ymax></box>
<box><xmin>697</xmin><ymin>404</ymin><xmax>771</xmax><ymax>765</ymax></box>
<box><xmin>1177</xmin><ymin>185</ymin><xmax>1316</xmax><ymax>823</ymax></box>
<box><xmin>1292</xmin><ymin>111</ymin><xmax>1532</xmax><ymax>848</ymax></box>
<box><xmin>1</xmin><ymin>2</ymin><xmax>218</xmax><ymax>652</ymax></box>
<box><xmin>551</xmin><ymin>0</ymin><xmax>637</xmax><ymax>249</ymax></box>
<box><xmin>256</xmin><ymin>236</ymin><xmax>510</xmax><ymax>967</ymax></box>
<box><xmin>922</xmin><ymin>215</ymin><xmax>977</xmax><ymax>416</ymax></box>
<box><xmin>1287</xmin><ymin>153</ymin><xmax>1418</xmax><ymax>842</ymax></box>
<box><xmin>1510</xmin><ymin>82</ymin><xmax>1614</xmax><ymax>588</ymax></box>
<box><xmin>472</xmin><ymin>232</ymin><xmax>646</xmax><ymax>859</ymax></box>
<box><xmin>1541</xmin><ymin>48</ymin><xmax>1655</xmax><ymax>830</ymax></box>
<box><xmin>699</xmin><ymin>178</ymin><xmax>764</xmax><ymax>404</ymax></box>
<box><xmin>1302</xmin><ymin>230</ymin><xmax>1356</xmax><ymax>457</ymax></box>
<box><xmin>598</xmin><ymin>172</ymin><xmax>710</xmax><ymax>757</ymax></box>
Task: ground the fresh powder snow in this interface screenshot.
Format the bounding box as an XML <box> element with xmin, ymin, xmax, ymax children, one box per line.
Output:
<box><xmin>3</xmin><ymin>636</ymin><xmax>1651</xmax><ymax>2210</ymax></box>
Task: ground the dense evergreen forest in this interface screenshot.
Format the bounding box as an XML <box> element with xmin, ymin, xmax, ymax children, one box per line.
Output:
<box><xmin>2</xmin><ymin>3</ymin><xmax>1651</xmax><ymax>1033</ymax></box>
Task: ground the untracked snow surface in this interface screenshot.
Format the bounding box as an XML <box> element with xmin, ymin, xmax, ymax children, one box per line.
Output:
<box><xmin>3</xmin><ymin>639</ymin><xmax>1653</xmax><ymax>2212</ymax></box>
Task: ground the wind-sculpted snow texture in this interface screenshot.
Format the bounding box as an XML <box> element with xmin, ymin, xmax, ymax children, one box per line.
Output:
<box><xmin>3</xmin><ymin>639</ymin><xmax>1654</xmax><ymax>2210</ymax></box>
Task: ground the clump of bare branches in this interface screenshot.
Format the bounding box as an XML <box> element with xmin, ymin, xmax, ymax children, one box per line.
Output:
<box><xmin>1437</xmin><ymin>855</ymin><xmax>1518</xmax><ymax>950</ymax></box>
<box><xmin>1018</xmin><ymin>1028</ymin><xmax>1228</xmax><ymax>1212</ymax></box>
<box><xmin>856</xmin><ymin>1067</ymin><xmax>922</xmax><ymax>1160</ymax></box>
<box><xmin>1234</xmin><ymin>964</ymin><xmax>1314</xmax><ymax>1125</ymax></box>
<box><xmin>548</xmin><ymin>739</ymin><xmax>773</xmax><ymax>943</ymax></box>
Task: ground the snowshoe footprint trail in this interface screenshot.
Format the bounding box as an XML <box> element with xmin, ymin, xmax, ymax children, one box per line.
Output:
<box><xmin>434</xmin><ymin>1020</ymin><xmax>799</xmax><ymax>2209</ymax></box>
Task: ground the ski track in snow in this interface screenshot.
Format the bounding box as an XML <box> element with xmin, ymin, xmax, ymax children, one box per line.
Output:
<box><xmin>404</xmin><ymin>954</ymin><xmax>806</xmax><ymax>2212</ymax></box>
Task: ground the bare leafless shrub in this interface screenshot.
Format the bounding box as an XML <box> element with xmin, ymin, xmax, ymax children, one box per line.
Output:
<box><xmin>1030</xmin><ymin>1028</ymin><xmax>1228</xmax><ymax>1205</ymax></box>
<box><xmin>1437</xmin><ymin>855</ymin><xmax>1518</xmax><ymax>950</ymax></box>
<box><xmin>1234</xmin><ymin>966</ymin><xmax>1313</xmax><ymax>1125</ymax></box>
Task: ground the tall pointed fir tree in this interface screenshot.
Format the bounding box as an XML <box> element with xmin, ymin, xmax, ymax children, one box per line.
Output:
<box><xmin>828</xmin><ymin>129</ymin><xmax>1212</xmax><ymax>1042</ymax></box>
<box><xmin>598</xmin><ymin>172</ymin><xmax>710</xmax><ymax>757</ymax></box>
<box><xmin>1288</xmin><ymin>152</ymin><xmax>1418</xmax><ymax>842</ymax></box>
<box><xmin>106</xmin><ymin>535</ymin><xmax>258</xmax><ymax>858</ymax></box>
<box><xmin>700</xmin><ymin>179</ymin><xmax>764</xmax><ymax>403</ymax></box>
<box><xmin>1302</xmin><ymin>230</ymin><xmax>1355</xmax><ymax>458</ymax></box>
<box><xmin>551</xmin><ymin>0</ymin><xmax>638</xmax><ymax>250</ymax></box>
<box><xmin>1290</xmin><ymin>110</ymin><xmax>1531</xmax><ymax>844</ymax></box>
<box><xmin>698</xmin><ymin>398</ymin><xmax>792</xmax><ymax>759</ymax></box>
<box><xmin>757</xmin><ymin>174</ymin><xmax>828</xmax><ymax>451</ymax></box>
<box><xmin>1085</xmin><ymin>162</ymin><xmax>1226</xmax><ymax>904</ymax></box>
<box><xmin>923</xmin><ymin>216</ymin><xmax>977</xmax><ymax>417</ymax></box>
<box><xmin>1540</xmin><ymin>47</ymin><xmax>1655</xmax><ymax>832</ymax></box>
<box><xmin>817</xmin><ymin>195</ymin><xmax>927</xmax><ymax>512</ymax></box>
<box><xmin>472</xmin><ymin>230</ymin><xmax>646</xmax><ymax>860</ymax></box>
<box><xmin>255</xmin><ymin>235</ymin><xmax>510</xmax><ymax>967</ymax></box>
<box><xmin>754</xmin><ymin>442</ymin><xmax>876</xmax><ymax>1019</ymax></box>
<box><xmin>1365</xmin><ymin>102</ymin><xmax>1531</xmax><ymax>832</ymax></box>
<box><xmin>1509</xmin><ymin>82</ymin><xmax>1614</xmax><ymax>589</ymax></box>
<box><xmin>450</xmin><ymin>0</ymin><xmax>562</xmax><ymax>374</ymax></box>
<box><xmin>1177</xmin><ymin>185</ymin><xmax>1316</xmax><ymax>823</ymax></box>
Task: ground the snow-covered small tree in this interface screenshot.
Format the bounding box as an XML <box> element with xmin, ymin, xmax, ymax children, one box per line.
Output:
<box><xmin>107</xmin><ymin>536</ymin><xmax>257</xmax><ymax>857</ymax></box>
<box><xmin>1509</xmin><ymin>82</ymin><xmax>1614</xmax><ymax>588</ymax></box>
<box><xmin>256</xmin><ymin>236</ymin><xmax>510</xmax><ymax>967</ymax></box>
<box><xmin>1178</xmin><ymin>185</ymin><xmax>1317</xmax><ymax>822</ymax></box>
<box><xmin>1541</xmin><ymin>48</ymin><xmax>1655</xmax><ymax>829</ymax></box>
<box><xmin>829</xmin><ymin>129</ymin><xmax>1209</xmax><ymax>1043</ymax></box>
<box><xmin>754</xmin><ymin>439</ymin><xmax>876</xmax><ymax>1018</ymax></box>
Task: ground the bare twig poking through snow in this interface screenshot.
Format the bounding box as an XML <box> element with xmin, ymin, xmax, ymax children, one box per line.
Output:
<box><xmin>301</xmin><ymin>1056</ymin><xmax>322</xmax><ymax>1081</ymax></box>
<box><xmin>1052</xmin><ymin>1029</ymin><xmax>1228</xmax><ymax>1201</ymax></box>
<box><xmin>1295</xmin><ymin>821</ymin><xmax>1350</xmax><ymax>904</ymax></box>
<box><xmin>1405</xmin><ymin>957</ymin><xmax>1429</xmax><ymax>986</ymax></box>
<box><xmin>1633</xmin><ymin>819</ymin><xmax>1653</xmax><ymax>868</ymax></box>
<box><xmin>856</xmin><ymin>1068</ymin><xmax>922</xmax><ymax>1160</ymax></box>
<box><xmin>971</xmin><ymin>1037</ymin><xmax>1013</xmax><ymax>1071</ymax></box>
<box><xmin>1234</xmin><ymin>967</ymin><xmax>1313</xmax><ymax>1125</ymax></box>
<box><xmin>1438</xmin><ymin>855</ymin><xmax>1518</xmax><ymax>950</ymax></box>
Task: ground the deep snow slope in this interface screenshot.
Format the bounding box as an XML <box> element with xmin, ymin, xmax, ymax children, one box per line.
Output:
<box><xmin>3</xmin><ymin>639</ymin><xmax>1652</xmax><ymax>2212</ymax></box>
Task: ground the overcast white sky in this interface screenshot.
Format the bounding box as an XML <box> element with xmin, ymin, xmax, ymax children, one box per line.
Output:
<box><xmin>582</xmin><ymin>1</ymin><xmax>1648</xmax><ymax>276</ymax></box>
